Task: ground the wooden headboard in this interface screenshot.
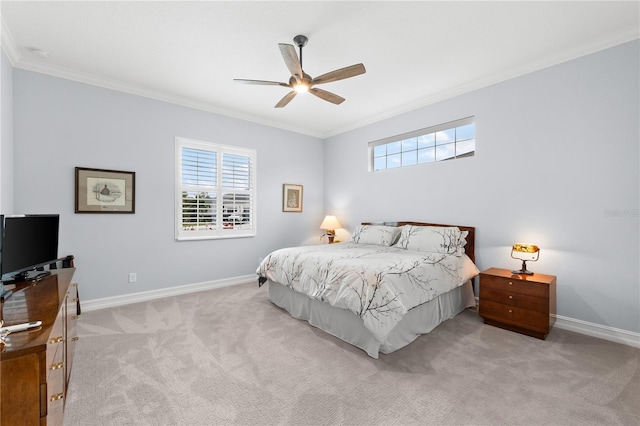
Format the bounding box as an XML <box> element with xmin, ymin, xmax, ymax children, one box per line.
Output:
<box><xmin>362</xmin><ymin>221</ymin><xmax>476</xmax><ymax>263</ymax></box>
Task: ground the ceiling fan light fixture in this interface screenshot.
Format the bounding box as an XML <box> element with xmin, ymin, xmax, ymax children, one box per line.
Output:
<box><xmin>294</xmin><ymin>83</ymin><xmax>309</xmax><ymax>93</ymax></box>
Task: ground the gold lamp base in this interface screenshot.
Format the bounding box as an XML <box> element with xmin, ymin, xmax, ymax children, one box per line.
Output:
<box><xmin>326</xmin><ymin>230</ymin><xmax>335</xmax><ymax>244</ymax></box>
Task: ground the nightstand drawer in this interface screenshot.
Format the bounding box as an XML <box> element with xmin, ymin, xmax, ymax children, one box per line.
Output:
<box><xmin>480</xmin><ymin>287</ymin><xmax>549</xmax><ymax>312</ymax></box>
<box><xmin>480</xmin><ymin>274</ymin><xmax>548</xmax><ymax>298</ymax></box>
<box><xmin>480</xmin><ymin>300</ymin><xmax>549</xmax><ymax>330</ymax></box>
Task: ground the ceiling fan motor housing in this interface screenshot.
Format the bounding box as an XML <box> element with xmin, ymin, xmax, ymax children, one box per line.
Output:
<box><xmin>289</xmin><ymin>73</ymin><xmax>312</xmax><ymax>86</ymax></box>
<box><xmin>293</xmin><ymin>35</ymin><xmax>308</xmax><ymax>48</ymax></box>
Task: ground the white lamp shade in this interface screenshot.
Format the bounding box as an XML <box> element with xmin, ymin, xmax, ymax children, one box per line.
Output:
<box><xmin>320</xmin><ymin>215</ymin><xmax>342</xmax><ymax>230</ymax></box>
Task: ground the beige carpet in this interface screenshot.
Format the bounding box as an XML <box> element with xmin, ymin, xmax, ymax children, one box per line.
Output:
<box><xmin>63</xmin><ymin>282</ymin><xmax>639</xmax><ymax>426</ymax></box>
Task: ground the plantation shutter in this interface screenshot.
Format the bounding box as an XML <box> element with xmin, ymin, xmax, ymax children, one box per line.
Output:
<box><xmin>176</xmin><ymin>138</ymin><xmax>256</xmax><ymax>240</ymax></box>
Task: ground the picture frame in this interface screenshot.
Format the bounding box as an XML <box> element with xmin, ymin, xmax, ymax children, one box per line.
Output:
<box><xmin>75</xmin><ymin>167</ymin><xmax>136</xmax><ymax>213</ymax></box>
<box><xmin>282</xmin><ymin>184</ymin><xmax>303</xmax><ymax>213</ymax></box>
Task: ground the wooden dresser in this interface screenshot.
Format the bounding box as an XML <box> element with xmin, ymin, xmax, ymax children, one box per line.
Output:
<box><xmin>1</xmin><ymin>268</ymin><xmax>79</xmax><ymax>425</ymax></box>
<box><xmin>479</xmin><ymin>267</ymin><xmax>556</xmax><ymax>339</ymax></box>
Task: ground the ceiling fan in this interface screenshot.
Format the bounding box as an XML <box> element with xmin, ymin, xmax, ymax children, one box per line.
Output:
<box><xmin>234</xmin><ymin>35</ymin><xmax>366</xmax><ymax>108</ymax></box>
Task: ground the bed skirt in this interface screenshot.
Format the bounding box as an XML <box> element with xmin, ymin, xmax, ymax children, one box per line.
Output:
<box><xmin>267</xmin><ymin>280</ymin><xmax>476</xmax><ymax>358</ymax></box>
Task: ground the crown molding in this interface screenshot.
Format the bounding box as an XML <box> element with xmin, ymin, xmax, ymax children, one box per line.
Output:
<box><xmin>14</xmin><ymin>57</ymin><xmax>324</xmax><ymax>138</ymax></box>
<box><xmin>0</xmin><ymin>15</ymin><xmax>22</xmax><ymax>65</ymax></box>
<box><xmin>325</xmin><ymin>27</ymin><xmax>640</xmax><ymax>138</ymax></box>
<box><xmin>2</xmin><ymin>17</ymin><xmax>638</xmax><ymax>140</ymax></box>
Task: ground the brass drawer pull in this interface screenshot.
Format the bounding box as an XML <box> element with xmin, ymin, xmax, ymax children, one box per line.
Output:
<box><xmin>508</xmin><ymin>281</ymin><xmax>513</xmax><ymax>285</ymax></box>
<box><xmin>72</xmin><ymin>315</ymin><xmax>79</xmax><ymax>320</ymax></box>
<box><xmin>50</xmin><ymin>362</ymin><xmax>64</xmax><ymax>370</ymax></box>
<box><xmin>49</xmin><ymin>336</ymin><xmax>63</xmax><ymax>344</ymax></box>
<box><xmin>508</xmin><ymin>295</ymin><xmax>513</xmax><ymax>299</ymax></box>
<box><xmin>50</xmin><ymin>393</ymin><xmax>64</xmax><ymax>402</ymax></box>
<box><xmin>508</xmin><ymin>309</ymin><xmax>513</xmax><ymax>313</ymax></box>
<box><xmin>70</xmin><ymin>298</ymin><xmax>79</xmax><ymax>303</ymax></box>
<box><xmin>71</xmin><ymin>336</ymin><xmax>79</xmax><ymax>342</ymax></box>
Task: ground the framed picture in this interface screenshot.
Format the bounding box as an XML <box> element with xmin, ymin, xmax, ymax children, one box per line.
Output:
<box><xmin>75</xmin><ymin>167</ymin><xmax>136</xmax><ymax>213</ymax></box>
<box><xmin>282</xmin><ymin>184</ymin><xmax>303</xmax><ymax>212</ymax></box>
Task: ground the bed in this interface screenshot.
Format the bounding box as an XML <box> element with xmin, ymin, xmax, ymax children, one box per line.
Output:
<box><xmin>256</xmin><ymin>221</ymin><xmax>479</xmax><ymax>358</ymax></box>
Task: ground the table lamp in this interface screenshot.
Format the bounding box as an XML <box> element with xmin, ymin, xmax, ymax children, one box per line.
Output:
<box><xmin>320</xmin><ymin>215</ymin><xmax>342</xmax><ymax>243</ymax></box>
<box><xmin>511</xmin><ymin>243</ymin><xmax>540</xmax><ymax>275</ymax></box>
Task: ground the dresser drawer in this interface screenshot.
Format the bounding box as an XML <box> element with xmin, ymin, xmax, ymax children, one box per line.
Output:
<box><xmin>480</xmin><ymin>300</ymin><xmax>549</xmax><ymax>331</ymax></box>
<box><xmin>480</xmin><ymin>287</ymin><xmax>549</xmax><ymax>313</ymax></box>
<box><xmin>47</xmin><ymin>364</ymin><xmax>65</xmax><ymax>424</ymax></box>
<box><xmin>480</xmin><ymin>274</ymin><xmax>548</xmax><ymax>298</ymax></box>
<box><xmin>47</xmin><ymin>344</ymin><xmax>64</xmax><ymax>382</ymax></box>
<box><xmin>66</xmin><ymin>284</ymin><xmax>80</xmax><ymax>385</ymax></box>
<box><xmin>67</xmin><ymin>283</ymin><xmax>79</xmax><ymax>316</ymax></box>
<box><xmin>46</xmin><ymin>312</ymin><xmax>65</xmax><ymax>369</ymax></box>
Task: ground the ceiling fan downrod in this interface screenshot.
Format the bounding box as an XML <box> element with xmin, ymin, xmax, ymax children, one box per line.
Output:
<box><xmin>293</xmin><ymin>35</ymin><xmax>308</xmax><ymax>69</ymax></box>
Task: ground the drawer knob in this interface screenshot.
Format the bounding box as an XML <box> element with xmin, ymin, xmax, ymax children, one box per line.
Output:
<box><xmin>72</xmin><ymin>315</ymin><xmax>79</xmax><ymax>320</ymax></box>
<box><xmin>49</xmin><ymin>336</ymin><xmax>63</xmax><ymax>344</ymax></box>
<box><xmin>508</xmin><ymin>309</ymin><xmax>513</xmax><ymax>313</ymax></box>
<box><xmin>71</xmin><ymin>336</ymin><xmax>79</xmax><ymax>342</ymax></box>
<box><xmin>50</xmin><ymin>362</ymin><xmax>64</xmax><ymax>370</ymax></box>
<box><xmin>508</xmin><ymin>281</ymin><xmax>513</xmax><ymax>285</ymax></box>
<box><xmin>50</xmin><ymin>393</ymin><xmax>64</xmax><ymax>402</ymax></box>
<box><xmin>508</xmin><ymin>295</ymin><xmax>513</xmax><ymax>299</ymax></box>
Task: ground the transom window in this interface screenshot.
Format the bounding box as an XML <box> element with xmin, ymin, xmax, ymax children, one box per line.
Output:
<box><xmin>369</xmin><ymin>117</ymin><xmax>475</xmax><ymax>171</ymax></box>
<box><xmin>175</xmin><ymin>137</ymin><xmax>256</xmax><ymax>240</ymax></box>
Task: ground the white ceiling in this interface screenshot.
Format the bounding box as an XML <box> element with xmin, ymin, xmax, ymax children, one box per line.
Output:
<box><xmin>1</xmin><ymin>1</ymin><xmax>638</xmax><ymax>138</ymax></box>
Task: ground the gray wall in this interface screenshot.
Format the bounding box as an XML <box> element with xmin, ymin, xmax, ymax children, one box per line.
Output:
<box><xmin>12</xmin><ymin>70</ymin><xmax>324</xmax><ymax>301</ymax></box>
<box><xmin>6</xmin><ymin>41</ymin><xmax>639</xmax><ymax>334</ymax></box>
<box><xmin>1</xmin><ymin>51</ymin><xmax>13</xmax><ymax>214</ymax></box>
<box><xmin>323</xmin><ymin>41</ymin><xmax>639</xmax><ymax>333</ymax></box>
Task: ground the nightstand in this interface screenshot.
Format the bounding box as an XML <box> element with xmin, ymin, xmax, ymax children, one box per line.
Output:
<box><xmin>479</xmin><ymin>267</ymin><xmax>556</xmax><ymax>339</ymax></box>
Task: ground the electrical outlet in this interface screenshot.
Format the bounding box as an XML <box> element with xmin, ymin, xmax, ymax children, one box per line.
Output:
<box><xmin>128</xmin><ymin>272</ymin><xmax>137</xmax><ymax>283</ymax></box>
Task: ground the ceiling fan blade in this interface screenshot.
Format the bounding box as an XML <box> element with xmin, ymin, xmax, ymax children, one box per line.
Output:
<box><xmin>278</xmin><ymin>43</ymin><xmax>303</xmax><ymax>82</ymax></box>
<box><xmin>275</xmin><ymin>91</ymin><xmax>297</xmax><ymax>108</ymax></box>
<box><xmin>309</xmin><ymin>88</ymin><xmax>345</xmax><ymax>105</ymax></box>
<box><xmin>233</xmin><ymin>79</ymin><xmax>290</xmax><ymax>87</ymax></box>
<box><xmin>312</xmin><ymin>63</ymin><xmax>366</xmax><ymax>85</ymax></box>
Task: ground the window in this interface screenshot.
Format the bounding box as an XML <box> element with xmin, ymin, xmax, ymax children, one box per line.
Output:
<box><xmin>175</xmin><ymin>137</ymin><xmax>256</xmax><ymax>240</ymax></box>
<box><xmin>370</xmin><ymin>117</ymin><xmax>475</xmax><ymax>171</ymax></box>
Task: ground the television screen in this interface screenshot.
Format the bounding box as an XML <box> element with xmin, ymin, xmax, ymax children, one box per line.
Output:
<box><xmin>0</xmin><ymin>214</ymin><xmax>59</xmax><ymax>282</ymax></box>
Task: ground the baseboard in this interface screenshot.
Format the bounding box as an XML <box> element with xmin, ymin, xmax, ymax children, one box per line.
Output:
<box><xmin>81</xmin><ymin>274</ymin><xmax>256</xmax><ymax>312</ymax></box>
<box><xmin>552</xmin><ymin>314</ymin><xmax>640</xmax><ymax>348</ymax></box>
<box><xmin>473</xmin><ymin>296</ymin><xmax>639</xmax><ymax>348</ymax></box>
<box><xmin>83</xmin><ymin>283</ymin><xmax>639</xmax><ymax>349</ymax></box>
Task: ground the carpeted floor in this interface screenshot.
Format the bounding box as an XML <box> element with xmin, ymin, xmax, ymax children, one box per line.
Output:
<box><xmin>63</xmin><ymin>282</ymin><xmax>639</xmax><ymax>426</ymax></box>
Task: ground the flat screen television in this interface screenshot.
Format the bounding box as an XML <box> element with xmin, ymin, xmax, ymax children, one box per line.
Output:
<box><xmin>0</xmin><ymin>214</ymin><xmax>60</xmax><ymax>283</ymax></box>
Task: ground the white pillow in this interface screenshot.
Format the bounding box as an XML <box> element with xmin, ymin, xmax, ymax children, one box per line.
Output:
<box><xmin>396</xmin><ymin>225</ymin><xmax>468</xmax><ymax>256</ymax></box>
<box><xmin>350</xmin><ymin>225</ymin><xmax>401</xmax><ymax>246</ymax></box>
